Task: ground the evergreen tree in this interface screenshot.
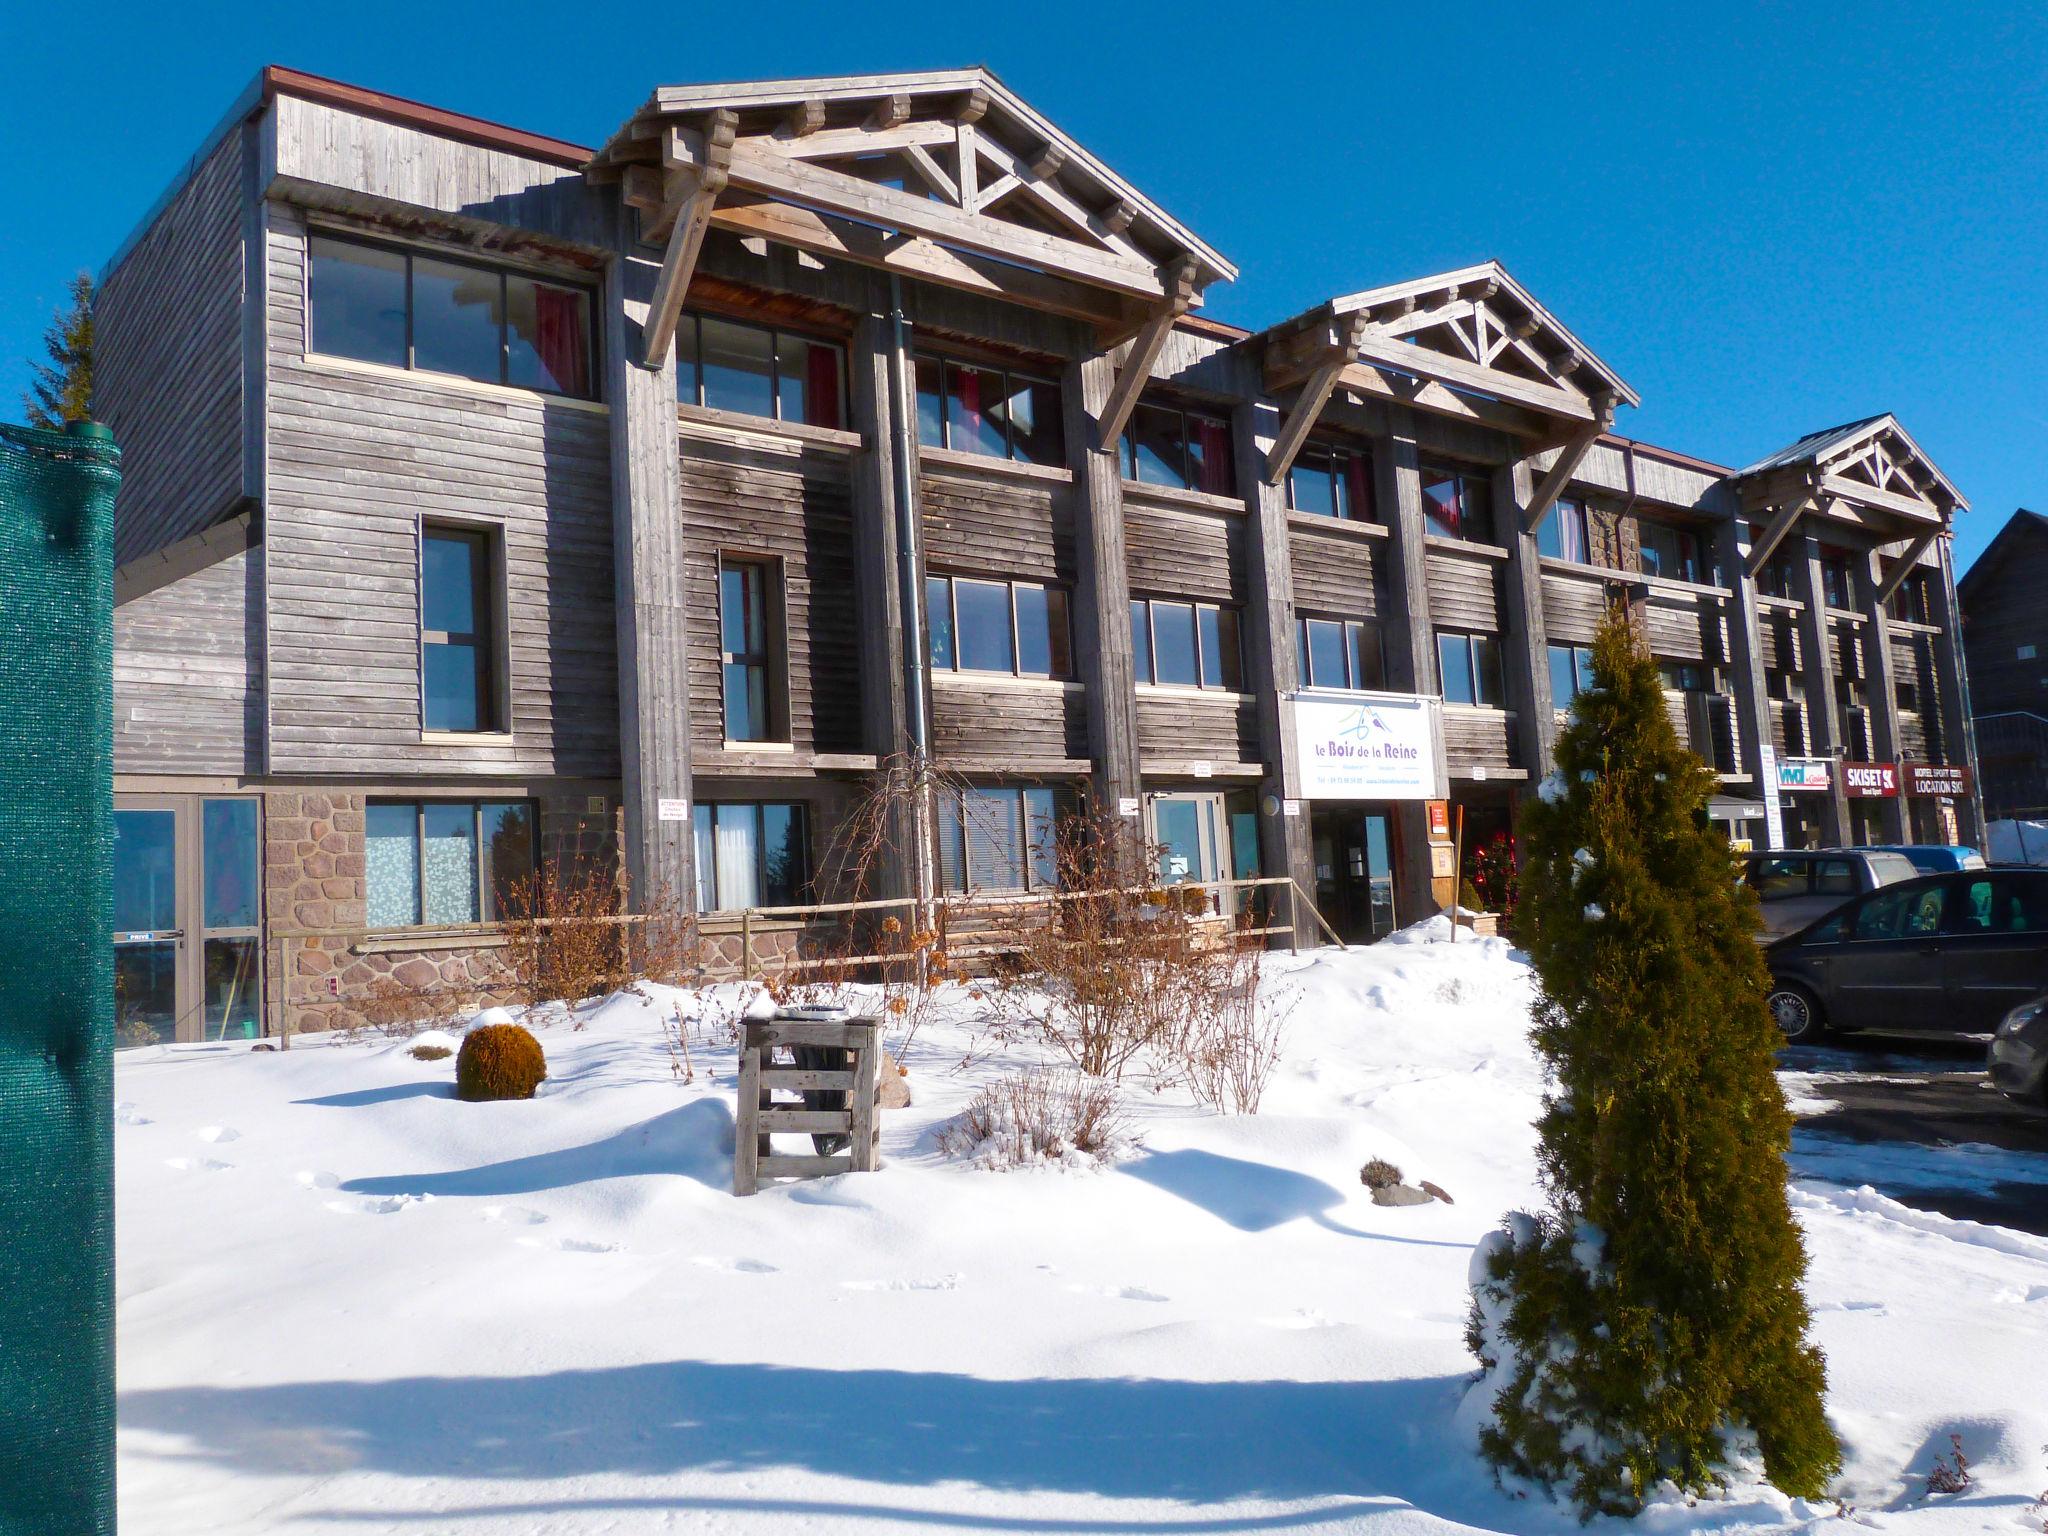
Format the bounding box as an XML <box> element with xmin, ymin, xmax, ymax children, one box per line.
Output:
<box><xmin>24</xmin><ymin>272</ymin><xmax>94</xmax><ymax>429</ymax></box>
<box><xmin>1466</xmin><ymin>607</ymin><xmax>1839</xmax><ymax>1516</ymax></box>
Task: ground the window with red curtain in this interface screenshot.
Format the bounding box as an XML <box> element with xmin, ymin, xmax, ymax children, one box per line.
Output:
<box><xmin>1343</xmin><ymin>453</ymin><xmax>1376</xmax><ymax>523</ymax></box>
<box><xmin>1192</xmin><ymin>416</ymin><xmax>1234</xmax><ymax>494</ymax></box>
<box><xmin>804</xmin><ymin>343</ymin><xmax>841</xmax><ymax>429</ymax></box>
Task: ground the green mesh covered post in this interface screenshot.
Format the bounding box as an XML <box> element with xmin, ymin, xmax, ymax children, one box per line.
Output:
<box><xmin>0</xmin><ymin>418</ymin><xmax>119</xmax><ymax>1534</ymax></box>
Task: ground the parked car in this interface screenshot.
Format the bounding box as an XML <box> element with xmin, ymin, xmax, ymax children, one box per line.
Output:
<box><xmin>1863</xmin><ymin>843</ymin><xmax>1986</xmax><ymax>874</ymax></box>
<box><xmin>1742</xmin><ymin>848</ymin><xmax>1923</xmax><ymax>940</ymax></box>
<box><xmin>1989</xmin><ymin>992</ymin><xmax>2048</xmax><ymax>1104</ymax></box>
<box><xmin>1763</xmin><ymin>868</ymin><xmax>2048</xmax><ymax>1042</ymax></box>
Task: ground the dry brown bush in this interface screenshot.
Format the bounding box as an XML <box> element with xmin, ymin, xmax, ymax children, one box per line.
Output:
<box><xmin>498</xmin><ymin>856</ymin><xmax>699</xmax><ymax>1019</ymax></box>
<box><xmin>340</xmin><ymin>975</ymin><xmax>472</xmax><ymax>1042</ymax></box>
<box><xmin>936</xmin><ymin>1068</ymin><xmax>1128</xmax><ymax>1167</ymax></box>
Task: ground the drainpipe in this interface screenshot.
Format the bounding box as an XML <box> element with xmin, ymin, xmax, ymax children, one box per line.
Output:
<box><xmin>883</xmin><ymin>276</ymin><xmax>936</xmax><ymax>923</ymax></box>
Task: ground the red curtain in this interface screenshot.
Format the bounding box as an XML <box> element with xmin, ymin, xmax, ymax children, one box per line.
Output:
<box><xmin>1193</xmin><ymin>418</ymin><xmax>1233</xmax><ymax>495</ymax></box>
<box><xmin>955</xmin><ymin>365</ymin><xmax>982</xmax><ymax>438</ymax></box>
<box><xmin>532</xmin><ymin>286</ymin><xmax>588</xmax><ymax>396</ymax></box>
<box><xmin>1345</xmin><ymin>453</ymin><xmax>1375</xmax><ymax>523</ymax></box>
<box><xmin>804</xmin><ymin>343</ymin><xmax>841</xmax><ymax>429</ymax></box>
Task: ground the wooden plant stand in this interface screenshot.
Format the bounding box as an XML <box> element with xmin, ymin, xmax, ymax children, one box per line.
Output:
<box><xmin>734</xmin><ymin>1011</ymin><xmax>881</xmax><ymax>1196</ymax></box>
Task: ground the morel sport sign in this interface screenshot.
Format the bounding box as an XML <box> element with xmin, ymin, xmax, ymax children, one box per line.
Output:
<box><xmin>1841</xmin><ymin>761</ymin><xmax>1899</xmax><ymax>798</ymax></box>
<box><xmin>1903</xmin><ymin>762</ymin><xmax>1973</xmax><ymax>797</ymax></box>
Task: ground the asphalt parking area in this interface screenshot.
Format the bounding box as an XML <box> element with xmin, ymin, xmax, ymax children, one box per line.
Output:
<box><xmin>1779</xmin><ymin>1033</ymin><xmax>2048</xmax><ymax>1237</ymax></box>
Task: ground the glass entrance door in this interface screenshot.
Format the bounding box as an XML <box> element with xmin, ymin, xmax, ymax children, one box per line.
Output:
<box><xmin>1311</xmin><ymin>806</ymin><xmax>1397</xmax><ymax>944</ymax></box>
<box><xmin>111</xmin><ymin>795</ymin><xmax>264</xmax><ymax>1045</ymax></box>
<box><xmin>1148</xmin><ymin>792</ymin><xmax>1260</xmax><ymax>915</ymax></box>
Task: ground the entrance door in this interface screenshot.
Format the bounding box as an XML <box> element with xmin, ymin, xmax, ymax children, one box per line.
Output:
<box><xmin>112</xmin><ymin>795</ymin><xmax>264</xmax><ymax>1046</ymax></box>
<box><xmin>1148</xmin><ymin>792</ymin><xmax>1258</xmax><ymax>914</ymax></box>
<box><xmin>1311</xmin><ymin>807</ymin><xmax>1397</xmax><ymax>944</ymax></box>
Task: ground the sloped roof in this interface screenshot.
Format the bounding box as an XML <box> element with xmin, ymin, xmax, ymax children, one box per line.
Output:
<box><xmin>1957</xmin><ymin>508</ymin><xmax>2048</xmax><ymax>601</ymax></box>
<box><xmin>1736</xmin><ymin>413</ymin><xmax>1966</xmax><ymax>516</ymax></box>
<box><xmin>591</xmin><ymin>67</ymin><xmax>1234</xmax><ymax>294</ymax></box>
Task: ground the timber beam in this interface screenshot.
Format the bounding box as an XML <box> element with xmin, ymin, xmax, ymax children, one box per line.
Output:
<box><xmin>1873</xmin><ymin>529</ymin><xmax>1940</xmax><ymax>607</ymax></box>
<box><xmin>642</xmin><ymin>110</ymin><xmax>737</xmax><ymax>368</ymax></box>
<box><xmin>1521</xmin><ymin>413</ymin><xmax>1613</xmax><ymax>534</ymax></box>
<box><xmin>1095</xmin><ymin>257</ymin><xmax>1202</xmax><ymax>449</ymax></box>
<box><xmin>1262</xmin><ymin>315</ymin><xmax>1370</xmax><ymax>485</ymax></box>
<box><xmin>1744</xmin><ymin>491</ymin><xmax>1817</xmax><ymax>579</ymax></box>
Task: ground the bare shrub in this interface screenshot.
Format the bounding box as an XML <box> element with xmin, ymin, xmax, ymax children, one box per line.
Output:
<box><xmin>1925</xmin><ymin>1434</ymin><xmax>1971</xmax><ymax>1495</ymax></box>
<box><xmin>499</xmin><ymin>854</ymin><xmax>699</xmax><ymax>1020</ymax></box>
<box><xmin>340</xmin><ymin>975</ymin><xmax>469</xmax><ymax>1041</ymax></box>
<box><xmin>937</xmin><ymin>1068</ymin><xmax>1129</xmax><ymax>1168</ymax></box>
<box><xmin>1360</xmin><ymin>1157</ymin><xmax>1404</xmax><ymax>1190</ymax></box>
<box><xmin>1174</xmin><ymin>933</ymin><xmax>1292</xmax><ymax>1115</ymax></box>
<box><xmin>408</xmin><ymin>1042</ymin><xmax>452</xmax><ymax>1062</ymax></box>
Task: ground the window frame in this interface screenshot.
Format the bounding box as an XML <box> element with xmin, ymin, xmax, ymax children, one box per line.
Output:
<box><xmin>1537</xmin><ymin>497</ymin><xmax>1593</xmax><ymax>564</ymax></box>
<box><xmin>1121</xmin><ymin>401</ymin><xmax>1236</xmax><ymax>495</ymax></box>
<box><xmin>418</xmin><ymin>520</ymin><xmax>507</xmax><ymax>736</ymax></box>
<box><xmin>1548</xmin><ymin>641</ymin><xmax>1596</xmax><ymax>707</ymax></box>
<box><xmin>925</xmin><ymin>573</ymin><xmax>1071</xmax><ymax>679</ymax></box>
<box><xmin>934</xmin><ymin>784</ymin><xmax>1063</xmax><ymax>894</ymax></box>
<box><xmin>306</xmin><ymin>229</ymin><xmax>598</xmax><ymax>400</ymax></box>
<box><xmin>717</xmin><ymin>554</ymin><xmax>790</xmax><ymax>743</ymax></box>
<box><xmin>1285</xmin><ymin>441</ymin><xmax>1375</xmax><ymax>522</ymax></box>
<box><xmin>677</xmin><ymin>310</ymin><xmax>846</xmax><ymax>429</ymax></box>
<box><xmin>1296</xmin><ymin>615</ymin><xmax>1385</xmax><ymax>691</ymax></box>
<box><xmin>1436</xmin><ymin>628</ymin><xmax>1506</xmax><ymax>707</ymax></box>
<box><xmin>1640</xmin><ymin>519</ymin><xmax>1704</xmax><ymax>585</ymax></box>
<box><xmin>364</xmin><ymin>797</ymin><xmax>538</xmax><ymax>929</ymax></box>
<box><xmin>1131</xmin><ymin>596</ymin><xmax>1243</xmax><ymax>691</ymax></box>
<box><xmin>913</xmin><ymin>352</ymin><xmax>1065</xmax><ymax>466</ymax></box>
<box><xmin>1419</xmin><ymin>463</ymin><xmax>1494</xmax><ymax>544</ymax></box>
<box><xmin>692</xmin><ymin>800</ymin><xmax>811</xmax><ymax>912</ymax></box>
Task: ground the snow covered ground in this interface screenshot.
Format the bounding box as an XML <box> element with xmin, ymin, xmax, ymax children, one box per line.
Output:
<box><xmin>114</xmin><ymin>921</ymin><xmax>2048</xmax><ymax>1534</ymax></box>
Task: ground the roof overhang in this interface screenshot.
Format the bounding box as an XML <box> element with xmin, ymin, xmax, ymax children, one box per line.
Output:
<box><xmin>1732</xmin><ymin>414</ymin><xmax>1967</xmax><ymax>535</ymax></box>
<box><xmin>588</xmin><ymin>68</ymin><xmax>1235</xmax><ymax>360</ymax></box>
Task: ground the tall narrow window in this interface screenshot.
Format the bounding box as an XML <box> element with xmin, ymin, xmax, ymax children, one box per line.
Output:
<box><xmin>1538</xmin><ymin>498</ymin><xmax>1591</xmax><ymax>563</ymax></box>
<box><xmin>1549</xmin><ymin>643</ymin><xmax>1595</xmax><ymax>707</ymax></box>
<box><xmin>421</xmin><ymin>527</ymin><xmax>495</xmax><ymax>733</ymax></box>
<box><xmin>719</xmin><ymin>557</ymin><xmax>783</xmax><ymax>742</ymax></box>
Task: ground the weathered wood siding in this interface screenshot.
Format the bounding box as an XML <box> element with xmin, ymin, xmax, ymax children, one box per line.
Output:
<box><xmin>1541</xmin><ymin>570</ymin><xmax>1609</xmax><ymax>644</ymax></box>
<box><xmin>920</xmin><ymin>461</ymin><xmax>1073</xmax><ymax>583</ymax></box>
<box><xmin>930</xmin><ymin>677</ymin><xmax>1088</xmax><ymax>766</ymax></box>
<box><xmin>1643</xmin><ymin>597</ymin><xmax>1721</xmax><ymax>664</ymax></box>
<box><xmin>1442</xmin><ymin>706</ymin><xmax>1516</xmax><ymax>771</ymax></box>
<box><xmin>98</xmin><ymin>129</ymin><xmax>249</xmax><ymax>566</ymax></box>
<box><xmin>1136</xmin><ymin>689</ymin><xmax>1259</xmax><ymax>765</ymax></box>
<box><xmin>680</xmin><ymin>437</ymin><xmax>861</xmax><ymax>758</ymax></box>
<box><xmin>1426</xmin><ymin>548</ymin><xmax>1501</xmax><ymax>631</ymax></box>
<box><xmin>1289</xmin><ymin>523</ymin><xmax>1381</xmax><ymax>617</ymax></box>
<box><xmin>1123</xmin><ymin>491</ymin><xmax>1243</xmax><ymax>603</ymax></box>
<box><xmin>263</xmin><ymin>205</ymin><xmax>619</xmax><ymax>775</ymax></box>
<box><xmin>114</xmin><ymin>544</ymin><xmax>263</xmax><ymax>774</ymax></box>
<box><xmin>1757</xmin><ymin>609</ymin><xmax>1803</xmax><ymax>673</ymax></box>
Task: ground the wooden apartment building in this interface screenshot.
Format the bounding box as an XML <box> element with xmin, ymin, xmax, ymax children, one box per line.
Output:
<box><xmin>97</xmin><ymin>67</ymin><xmax>1982</xmax><ymax>1043</ymax></box>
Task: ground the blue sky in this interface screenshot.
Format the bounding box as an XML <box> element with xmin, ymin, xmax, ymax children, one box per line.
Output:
<box><xmin>1</xmin><ymin>1</ymin><xmax>2040</xmax><ymax>572</ymax></box>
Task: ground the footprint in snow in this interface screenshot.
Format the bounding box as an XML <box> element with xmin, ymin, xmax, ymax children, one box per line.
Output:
<box><xmin>840</xmin><ymin>1274</ymin><xmax>962</xmax><ymax>1293</ymax></box>
<box><xmin>295</xmin><ymin>1170</ymin><xmax>340</xmax><ymax>1190</ymax></box>
<box><xmin>115</xmin><ymin>1102</ymin><xmax>152</xmax><ymax>1127</ymax></box>
<box><xmin>1259</xmin><ymin>1308</ymin><xmax>1336</xmax><ymax>1330</ymax></box>
<box><xmin>1068</xmin><ymin>1282</ymin><xmax>1169</xmax><ymax>1303</ymax></box>
<box><xmin>517</xmin><ymin>1235</ymin><xmax>621</xmax><ymax>1255</ymax></box>
<box><xmin>195</xmin><ymin>1125</ymin><xmax>240</xmax><ymax>1144</ymax></box>
<box><xmin>164</xmin><ymin>1156</ymin><xmax>233</xmax><ymax>1174</ymax></box>
<box><xmin>326</xmin><ymin>1194</ymin><xmax>429</xmax><ymax>1216</ymax></box>
<box><xmin>481</xmin><ymin>1205</ymin><xmax>549</xmax><ymax>1227</ymax></box>
<box><xmin>692</xmin><ymin>1255</ymin><xmax>779</xmax><ymax>1274</ymax></box>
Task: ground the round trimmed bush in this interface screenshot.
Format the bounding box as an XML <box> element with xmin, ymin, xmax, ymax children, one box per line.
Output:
<box><xmin>456</xmin><ymin>1022</ymin><xmax>547</xmax><ymax>1102</ymax></box>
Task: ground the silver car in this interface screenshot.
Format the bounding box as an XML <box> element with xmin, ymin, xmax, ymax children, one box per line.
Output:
<box><xmin>1990</xmin><ymin>992</ymin><xmax>2048</xmax><ymax>1104</ymax></box>
<box><xmin>1743</xmin><ymin>849</ymin><xmax>1924</xmax><ymax>940</ymax></box>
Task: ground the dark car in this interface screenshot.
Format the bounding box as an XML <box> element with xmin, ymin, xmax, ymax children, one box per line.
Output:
<box><xmin>1763</xmin><ymin>868</ymin><xmax>2048</xmax><ymax>1042</ymax></box>
<box><xmin>1989</xmin><ymin>992</ymin><xmax>2048</xmax><ymax>1104</ymax></box>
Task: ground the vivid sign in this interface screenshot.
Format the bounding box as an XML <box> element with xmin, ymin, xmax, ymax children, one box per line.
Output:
<box><xmin>1292</xmin><ymin>692</ymin><xmax>1440</xmax><ymax>800</ymax></box>
<box><xmin>1903</xmin><ymin>761</ymin><xmax>1973</xmax><ymax>797</ymax></box>
<box><xmin>1776</xmin><ymin>758</ymin><xmax>1832</xmax><ymax>793</ymax></box>
<box><xmin>1841</xmin><ymin>761</ymin><xmax>1899</xmax><ymax>798</ymax></box>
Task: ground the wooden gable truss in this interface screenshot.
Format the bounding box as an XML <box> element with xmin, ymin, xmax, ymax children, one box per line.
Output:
<box><xmin>589</xmin><ymin>70</ymin><xmax>1234</xmax><ymax>366</ymax></box>
<box><xmin>1257</xmin><ymin>261</ymin><xmax>1638</xmax><ymax>484</ymax></box>
<box><xmin>1733</xmin><ymin>414</ymin><xmax>1966</xmax><ymax>577</ymax></box>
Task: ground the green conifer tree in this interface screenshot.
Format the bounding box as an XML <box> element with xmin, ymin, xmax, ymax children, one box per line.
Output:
<box><xmin>24</xmin><ymin>272</ymin><xmax>94</xmax><ymax>429</ymax></box>
<box><xmin>1467</xmin><ymin>606</ymin><xmax>1840</xmax><ymax>1515</ymax></box>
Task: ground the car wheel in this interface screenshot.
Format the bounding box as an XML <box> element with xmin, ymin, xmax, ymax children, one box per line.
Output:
<box><xmin>1767</xmin><ymin>983</ymin><xmax>1826</xmax><ymax>1044</ymax></box>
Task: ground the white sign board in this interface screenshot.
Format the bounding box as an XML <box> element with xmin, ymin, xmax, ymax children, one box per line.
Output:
<box><xmin>1117</xmin><ymin>797</ymin><xmax>1141</xmax><ymax>818</ymax></box>
<box><xmin>1282</xmin><ymin>799</ymin><xmax>1302</xmax><ymax>818</ymax></box>
<box><xmin>1757</xmin><ymin>744</ymin><xmax>1784</xmax><ymax>850</ymax></box>
<box><xmin>1291</xmin><ymin>692</ymin><xmax>1440</xmax><ymax>801</ymax></box>
<box><xmin>657</xmin><ymin>797</ymin><xmax>691</xmax><ymax>824</ymax></box>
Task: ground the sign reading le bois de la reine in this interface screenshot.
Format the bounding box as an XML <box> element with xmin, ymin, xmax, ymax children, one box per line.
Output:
<box><xmin>1292</xmin><ymin>693</ymin><xmax>1439</xmax><ymax>800</ymax></box>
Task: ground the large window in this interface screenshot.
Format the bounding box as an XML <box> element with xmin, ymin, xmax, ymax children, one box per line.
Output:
<box><xmin>1640</xmin><ymin>520</ymin><xmax>1704</xmax><ymax>584</ymax></box>
<box><xmin>678</xmin><ymin>313</ymin><xmax>843</xmax><ymax>429</ymax></box>
<box><xmin>1887</xmin><ymin>569</ymin><xmax>1933</xmax><ymax>624</ymax></box>
<box><xmin>927</xmin><ymin>575</ymin><xmax>1070</xmax><ymax>677</ymax></box>
<box><xmin>719</xmin><ymin>556</ymin><xmax>785</xmax><ymax>742</ymax></box>
<box><xmin>1131</xmin><ymin>598</ymin><xmax>1242</xmax><ymax>690</ymax></box>
<box><xmin>308</xmin><ymin>234</ymin><xmax>594</xmax><ymax>398</ymax></box>
<box><xmin>1820</xmin><ymin>547</ymin><xmax>1856</xmax><ymax>609</ymax></box>
<box><xmin>1421</xmin><ymin>465</ymin><xmax>1492</xmax><ymax>542</ymax></box>
<box><xmin>1437</xmin><ymin>630</ymin><xmax>1505</xmax><ymax>706</ymax></box>
<box><xmin>1287</xmin><ymin>443</ymin><xmax>1374</xmax><ymax>522</ymax></box>
<box><xmin>1123</xmin><ymin>403</ymin><xmax>1234</xmax><ymax>494</ymax></box>
<box><xmin>693</xmin><ymin>802</ymin><xmax>807</xmax><ymax>911</ymax></box>
<box><xmin>421</xmin><ymin>526</ymin><xmax>498</xmax><ymax>733</ymax></box>
<box><xmin>915</xmin><ymin>355</ymin><xmax>1064</xmax><ymax>466</ymax></box>
<box><xmin>1548</xmin><ymin>642</ymin><xmax>1595</xmax><ymax>708</ymax></box>
<box><xmin>1297</xmin><ymin>616</ymin><xmax>1384</xmax><ymax>691</ymax></box>
<box><xmin>366</xmin><ymin>800</ymin><xmax>535</xmax><ymax>927</ymax></box>
<box><xmin>1537</xmin><ymin>497</ymin><xmax>1592</xmax><ymax>563</ymax></box>
<box><xmin>936</xmin><ymin>785</ymin><xmax>1060</xmax><ymax>893</ymax></box>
